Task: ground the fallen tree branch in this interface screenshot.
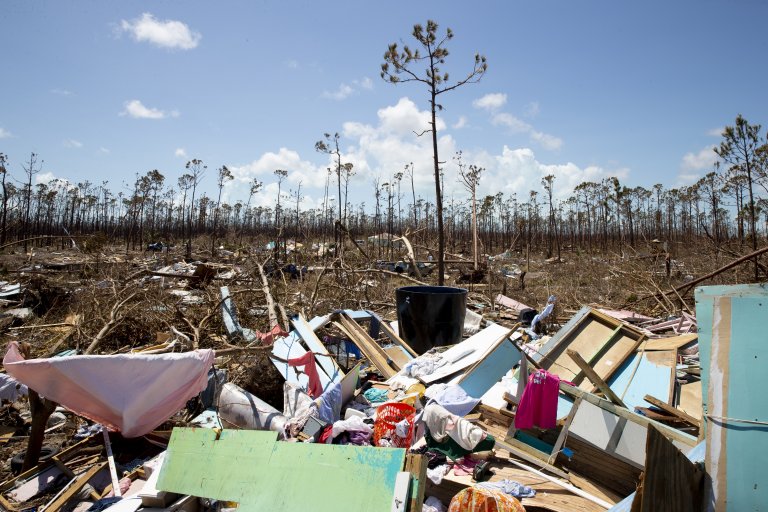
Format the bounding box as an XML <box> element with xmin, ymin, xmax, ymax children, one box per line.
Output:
<box><xmin>634</xmin><ymin>244</ymin><xmax>768</xmax><ymax>305</ymax></box>
<box><xmin>84</xmin><ymin>290</ymin><xmax>140</xmax><ymax>354</ymax></box>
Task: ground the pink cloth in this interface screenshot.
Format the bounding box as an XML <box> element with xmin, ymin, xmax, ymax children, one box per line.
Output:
<box><xmin>514</xmin><ymin>369</ymin><xmax>560</xmax><ymax>430</ymax></box>
<box><xmin>287</xmin><ymin>352</ymin><xmax>322</xmax><ymax>398</ymax></box>
<box><xmin>256</xmin><ymin>324</ymin><xmax>289</xmax><ymax>346</ymax></box>
<box><xmin>3</xmin><ymin>341</ymin><xmax>214</xmax><ymax>437</ymax></box>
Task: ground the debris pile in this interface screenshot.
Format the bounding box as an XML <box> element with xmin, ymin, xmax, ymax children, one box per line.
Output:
<box><xmin>0</xmin><ymin>246</ymin><xmax>763</xmax><ymax>511</ymax></box>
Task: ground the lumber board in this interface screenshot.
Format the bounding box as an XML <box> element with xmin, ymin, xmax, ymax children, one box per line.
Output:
<box><xmin>643</xmin><ymin>394</ymin><xmax>700</xmax><ymax>428</ymax></box>
<box><xmin>290</xmin><ymin>314</ymin><xmax>344</xmax><ymax>383</ymax></box>
<box><xmin>567</xmin><ymin>349</ymin><xmax>626</xmax><ymax>407</ymax></box>
<box><xmin>336</xmin><ymin>313</ymin><xmax>397</xmax><ymax>379</ymax></box>
<box><xmin>634</xmin><ymin>425</ymin><xmax>703</xmax><ymax>512</ymax></box>
<box><xmin>44</xmin><ymin>461</ymin><xmax>107</xmax><ymax>512</ymax></box>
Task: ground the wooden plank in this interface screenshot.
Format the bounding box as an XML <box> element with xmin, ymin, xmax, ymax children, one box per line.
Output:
<box><xmin>494</xmin><ymin>439</ymin><xmax>571</xmax><ymax>480</ymax></box>
<box><xmin>643</xmin><ymin>394</ymin><xmax>700</xmax><ymax>428</ymax></box>
<box><xmin>270</xmin><ymin>315</ymin><xmax>333</xmax><ymax>390</ymax></box>
<box><xmin>551</xmin><ymin>396</ymin><xmax>583</xmax><ymax>457</ymax></box>
<box><xmin>0</xmin><ymin>433</ymin><xmax>100</xmax><ymax>493</ymax></box>
<box><xmin>634</xmin><ymin>425</ymin><xmax>703</xmax><ymax>512</ymax></box>
<box><xmin>567</xmin><ymin>349</ymin><xmax>626</xmax><ymax>407</ymax></box>
<box><xmin>640</xmin><ymin>333</ymin><xmax>697</xmax><ymax>351</ymax></box>
<box><xmin>336</xmin><ymin>313</ymin><xmax>397</xmax><ymax>378</ymax></box>
<box><xmin>291</xmin><ymin>314</ymin><xmax>344</xmax><ymax>383</ymax></box>
<box><xmin>377</xmin><ymin>317</ymin><xmax>418</xmax><ymax>358</ymax></box>
<box><xmin>405</xmin><ymin>454</ymin><xmax>427</xmax><ymax>512</ymax></box>
<box><xmin>50</xmin><ymin>457</ymin><xmax>101</xmax><ymax>501</ymax></box>
<box><xmin>418</xmin><ymin>323</ymin><xmax>513</xmax><ymax>384</ymax></box>
<box><xmin>44</xmin><ymin>461</ymin><xmax>107</xmax><ymax>512</ymax></box>
<box><xmin>391</xmin><ymin>472</ymin><xmax>410</xmax><ymax>512</ymax></box>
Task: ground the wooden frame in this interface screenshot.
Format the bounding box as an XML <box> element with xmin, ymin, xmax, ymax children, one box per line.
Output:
<box><xmin>533</xmin><ymin>307</ymin><xmax>646</xmax><ymax>392</ymax></box>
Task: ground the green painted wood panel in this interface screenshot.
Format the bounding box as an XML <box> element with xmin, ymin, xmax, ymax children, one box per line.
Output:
<box><xmin>157</xmin><ymin>428</ymin><xmax>406</xmax><ymax>512</ymax></box>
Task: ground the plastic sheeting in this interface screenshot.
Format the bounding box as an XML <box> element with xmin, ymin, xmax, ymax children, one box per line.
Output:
<box><xmin>3</xmin><ymin>341</ymin><xmax>213</xmax><ymax>437</ymax></box>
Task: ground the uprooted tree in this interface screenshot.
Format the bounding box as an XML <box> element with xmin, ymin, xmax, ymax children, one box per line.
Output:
<box><xmin>381</xmin><ymin>20</ymin><xmax>487</xmax><ymax>285</ymax></box>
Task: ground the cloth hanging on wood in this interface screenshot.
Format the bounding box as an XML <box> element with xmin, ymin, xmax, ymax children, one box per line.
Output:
<box><xmin>514</xmin><ymin>369</ymin><xmax>560</xmax><ymax>430</ymax></box>
<box><xmin>287</xmin><ymin>351</ymin><xmax>323</xmax><ymax>398</ymax></box>
<box><xmin>3</xmin><ymin>341</ymin><xmax>214</xmax><ymax>437</ymax></box>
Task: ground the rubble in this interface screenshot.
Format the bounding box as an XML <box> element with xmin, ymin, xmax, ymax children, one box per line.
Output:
<box><xmin>0</xmin><ymin>240</ymin><xmax>763</xmax><ymax>512</ymax></box>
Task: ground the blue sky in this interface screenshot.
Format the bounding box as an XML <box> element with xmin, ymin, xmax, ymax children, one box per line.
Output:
<box><xmin>1</xmin><ymin>1</ymin><xmax>767</xmax><ymax>210</ymax></box>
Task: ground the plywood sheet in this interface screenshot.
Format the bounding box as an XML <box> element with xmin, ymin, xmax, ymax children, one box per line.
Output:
<box><xmin>677</xmin><ymin>380</ymin><xmax>702</xmax><ymax>421</ymax></box>
<box><xmin>158</xmin><ymin>428</ymin><xmax>405</xmax><ymax>512</ymax></box>
<box><xmin>607</xmin><ymin>350</ymin><xmax>675</xmax><ymax>411</ymax></box>
<box><xmin>453</xmin><ymin>339</ymin><xmax>522</xmax><ymax>398</ymax></box>
<box><xmin>416</xmin><ymin>323</ymin><xmax>512</xmax><ymax>384</ymax></box>
<box><xmin>640</xmin><ymin>333</ymin><xmax>697</xmax><ymax>351</ymax></box>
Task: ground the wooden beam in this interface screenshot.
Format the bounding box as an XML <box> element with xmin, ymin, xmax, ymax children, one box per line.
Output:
<box><xmin>334</xmin><ymin>313</ymin><xmax>397</xmax><ymax>378</ymax></box>
<box><xmin>44</xmin><ymin>462</ymin><xmax>107</xmax><ymax>512</ymax></box>
<box><xmin>643</xmin><ymin>394</ymin><xmax>701</xmax><ymax>429</ymax></box>
<box><xmin>567</xmin><ymin>349</ymin><xmax>627</xmax><ymax>408</ymax></box>
<box><xmin>405</xmin><ymin>454</ymin><xmax>427</xmax><ymax>512</ymax></box>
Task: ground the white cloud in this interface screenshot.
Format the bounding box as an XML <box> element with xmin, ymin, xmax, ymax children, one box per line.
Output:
<box><xmin>0</xmin><ymin>127</ymin><xmax>11</xmax><ymax>139</ymax></box>
<box><xmin>322</xmin><ymin>83</ymin><xmax>354</xmax><ymax>101</ymax></box>
<box><xmin>119</xmin><ymin>13</ymin><xmax>201</xmax><ymax>50</ymax></box>
<box><xmin>284</xmin><ymin>59</ymin><xmax>299</xmax><ymax>69</ymax></box>
<box><xmin>175</xmin><ymin>148</ymin><xmax>188</xmax><ymax>158</ymax></box>
<box><xmin>491</xmin><ymin>112</ymin><xmax>562</xmax><ymax>151</ymax></box>
<box><xmin>323</xmin><ymin>77</ymin><xmax>374</xmax><ymax>100</ymax></box>
<box><xmin>35</xmin><ymin>172</ymin><xmax>74</xmax><ymax>190</ymax></box>
<box><xmin>681</xmin><ymin>145</ymin><xmax>717</xmax><ymax>171</ymax></box>
<box><xmin>476</xmin><ymin>146</ymin><xmax>627</xmax><ymax>201</ymax></box>
<box><xmin>99</xmin><ymin>147</ymin><xmax>110</xmax><ymax>154</ymax></box>
<box><xmin>120</xmin><ymin>99</ymin><xmax>176</xmax><ymax>119</ymax></box>
<box><xmin>707</xmin><ymin>127</ymin><xmax>724</xmax><ymax>137</ymax></box>
<box><xmin>492</xmin><ymin>112</ymin><xmax>531</xmax><ymax>133</ymax></box>
<box><xmin>452</xmin><ymin>116</ymin><xmax>467</xmax><ymax>130</ymax></box>
<box><xmin>357</xmin><ymin>77</ymin><xmax>374</xmax><ymax>90</ymax></box>
<box><xmin>226</xmin><ymin>148</ymin><xmax>324</xmax><ymax>206</ymax></box>
<box><xmin>63</xmin><ymin>139</ymin><xmax>83</xmax><ymax>148</ymax></box>
<box><xmin>524</xmin><ymin>101</ymin><xmax>540</xmax><ymax>118</ymax></box>
<box><xmin>676</xmin><ymin>173</ymin><xmax>700</xmax><ymax>187</ymax></box>
<box><xmin>473</xmin><ymin>93</ymin><xmax>507</xmax><ymax>111</ymax></box>
<box><xmin>51</xmin><ymin>88</ymin><xmax>73</xmax><ymax>96</ymax></box>
<box><xmin>530</xmin><ymin>131</ymin><xmax>563</xmax><ymax>151</ymax></box>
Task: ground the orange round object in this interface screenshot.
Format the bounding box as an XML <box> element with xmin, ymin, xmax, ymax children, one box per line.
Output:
<box><xmin>448</xmin><ymin>486</ymin><xmax>526</xmax><ymax>512</ymax></box>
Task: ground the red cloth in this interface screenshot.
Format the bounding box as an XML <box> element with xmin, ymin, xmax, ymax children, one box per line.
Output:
<box><xmin>514</xmin><ymin>369</ymin><xmax>560</xmax><ymax>429</ymax></box>
<box><xmin>287</xmin><ymin>352</ymin><xmax>323</xmax><ymax>398</ymax></box>
<box><xmin>256</xmin><ymin>324</ymin><xmax>288</xmax><ymax>345</ymax></box>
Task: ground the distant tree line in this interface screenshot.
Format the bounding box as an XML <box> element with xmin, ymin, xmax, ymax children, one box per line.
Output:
<box><xmin>0</xmin><ymin>115</ymin><xmax>766</xmax><ymax>268</ymax></box>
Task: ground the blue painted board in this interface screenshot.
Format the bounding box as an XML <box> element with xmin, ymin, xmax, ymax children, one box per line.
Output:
<box><xmin>607</xmin><ymin>351</ymin><xmax>674</xmax><ymax>411</ymax></box>
<box><xmin>454</xmin><ymin>339</ymin><xmax>522</xmax><ymax>398</ymax></box>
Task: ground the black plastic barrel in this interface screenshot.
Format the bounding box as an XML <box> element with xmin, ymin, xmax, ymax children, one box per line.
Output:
<box><xmin>396</xmin><ymin>286</ymin><xmax>468</xmax><ymax>355</ymax></box>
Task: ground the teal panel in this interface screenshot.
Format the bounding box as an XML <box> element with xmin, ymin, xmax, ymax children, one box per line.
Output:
<box><xmin>696</xmin><ymin>284</ymin><xmax>768</xmax><ymax>415</ymax></box>
<box><xmin>459</xmin><ymin>339</ymin><xmax>521</xmax><ymax>398</ymax></box>
<box><xmin>157</xmin><ymin>428</ymin><xmax>405</xmax><ymax>512</ymax></box>
<box><xmin>607</xmin><ymin>352</ymin><xmax>673</xmax><ymax>411</ymax></box>
<box><xmin>695</xmin><ymin>284</ymin><xmax>768</xmax><ymax>511</ymax></box>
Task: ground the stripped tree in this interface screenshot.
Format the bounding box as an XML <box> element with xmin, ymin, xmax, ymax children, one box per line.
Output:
<box><xmin>382</xmin><ymin>20</ymin><xmax>487</xmax><ymax>285</ymax></box>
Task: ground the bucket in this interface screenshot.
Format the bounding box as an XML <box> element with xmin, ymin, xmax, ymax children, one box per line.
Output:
<box><xmin>396</xmin><ymin>286</ymin><xmax>468</xmax><ymax>355</ymax></box>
